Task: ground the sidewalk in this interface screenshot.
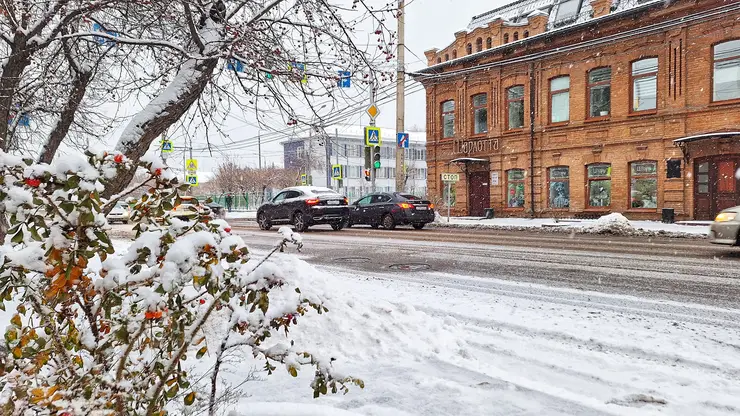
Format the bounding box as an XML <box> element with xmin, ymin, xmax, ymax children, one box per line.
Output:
<box><xmin>432</xmin><ymin>213</ymin><xmax>710</xmax><ymax>237</ymax></box>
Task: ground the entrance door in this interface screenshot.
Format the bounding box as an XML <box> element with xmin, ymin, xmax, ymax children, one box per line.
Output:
<box><xmin>694</xmin><ymin>157</ymin><xmax>740</xmax><ymax>220</ymax></box>
<box><xmin>468</xmin><ymin>171</ymin><xmax>490</xmax><ymax>217</ymax></box>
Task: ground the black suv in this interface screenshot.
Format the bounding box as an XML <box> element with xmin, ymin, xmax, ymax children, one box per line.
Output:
<box><xmin>349</xmin><ymin>192</ymin><xmax>435</xmax><ymax>230</ymax></box>
<box><xmin>257</xmin><ymin>186</ymin><xmax>349</xmax><ymax>232</ymax></box>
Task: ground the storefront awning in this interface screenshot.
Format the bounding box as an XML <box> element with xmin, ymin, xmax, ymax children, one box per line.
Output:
<box><xmin>673</xmin><ymin>132</ymin><xmax>740</xmax><ymax>161</ymax></box>
<box><xmin>449</xmin><ymin>157</ymin><xmax>489</xmax><ymax>164</ymax></box>
<box><xmin>673</xmin><ymin>132</ymin><xmax>740</xmax><ymax>144</ymax></box>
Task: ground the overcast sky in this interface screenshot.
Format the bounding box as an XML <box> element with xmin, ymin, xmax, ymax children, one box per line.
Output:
<box><xmin>156</xmin><ymin>0</ymin><xmax>514</xmax><ymax>174</ymax></box>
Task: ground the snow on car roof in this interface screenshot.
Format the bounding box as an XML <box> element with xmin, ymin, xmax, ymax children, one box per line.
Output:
<box><xmin>285</xmin><ymin>186</ymin><xmax>340</xmax><ymax>194</ymax></box>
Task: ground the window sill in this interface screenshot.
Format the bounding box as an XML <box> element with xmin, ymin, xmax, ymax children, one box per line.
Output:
<box><xmin>627</xmin><ymin>208</ymin><xmax>659</xmax><ymax>212</ymax></box>
<box><xmin>709</xmin><ymin>98</ymin><xmax>740</xmax><ymax>107</ymax></box>
<box><xmin>468</xmin><ymin>133</ymin><xmax>489</xmax><ymax>139</ymax></box>
<box><xmin>584</xmin><ymin>208</ymin><xmax>611</xmax><ymax>212</ymax></box>
<box><xmin>628</xmin><ymin>110</ymin><xmax>658</xmax><ymax>117</ymax></box>
<box><xmin>504</xmin><ymin>128</ymin><xmax>526</xmax><ymax>135</ymax></box>
<box><xmin>547</xmin><ymin>121</ymin><xmax>570</xmax><ymax>128</ymax></box>
<box><xmin>547</xmin><ymin>208</ymin><xmax>571</xmax><ymax>211</ymax></box>
<box><xmin>584</xmin><ymin>116</ymin><xmax>610</xmax><ymax>123</ymax></box>
<box><xmin>503</xmin><ymin>207</ymin><xmax>526</xmax><ymax>211</ymax></box>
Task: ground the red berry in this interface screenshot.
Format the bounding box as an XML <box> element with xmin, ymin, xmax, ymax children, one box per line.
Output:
<box><xmin>199</xmin><ymin>299</ymin><xmax>206</xmax><ymax>305</ymax></box>
<box><xmin>114</xmin><ymin>154</ymin><xmax>124</xmax><ymax>164</ymax></box>
<box><xmin>224</xmin><ymin>227</ymin><xmax>231</xmax><ymax>233</ymax></box>
<box><xmin>154</xmin><ymin>168</ymin><xmax>162</xmax><ymax>176</ymax></box>
<box><xmin>24</xmin><ymin>178</ymin><xmax>41</xmax><ymax>187</ymax></box>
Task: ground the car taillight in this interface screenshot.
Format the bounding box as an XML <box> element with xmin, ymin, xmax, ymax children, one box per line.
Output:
<box><xmin>344</xmin><ymin>197</ymin><xmax>348</xmax><ymax>204</ymax></box>
<box><xmin>306</xmin><ymin>198</ymin><xmax>320</xmax><ymax>205</ymax></box>
<box><xmin>398</xmin><ymin>202</ymin><xmax>412</xmax><ymax>209</ymax></box>
<box><xmin>429</xmin><ymin>203</ymin><xmax>435</xmax><ymax>209</ymax></box>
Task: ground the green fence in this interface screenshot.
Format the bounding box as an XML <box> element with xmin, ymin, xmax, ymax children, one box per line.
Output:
<box><xmin>196</xmin><ymin>192</ymin><xmax>274</xmax><ymax>211</ymax></box>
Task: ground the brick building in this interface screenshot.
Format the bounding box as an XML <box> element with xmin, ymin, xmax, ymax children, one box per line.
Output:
<box><xmin>413</xmin><ymin>0</ymin><xmax>740</xmax><ymax>220</ymax></box>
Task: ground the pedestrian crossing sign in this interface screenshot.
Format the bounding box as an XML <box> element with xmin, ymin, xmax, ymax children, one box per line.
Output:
<box><xmin>332</xmin><ymin>164</ymin><xmax>343</xmax><ymax>179</ymax></box>
<box><xmin>161</xmin><ymin>140</ymin><xmax>173</xmax><ymax>153</ymax></box>
<box><xmin>364</xmin><ymin>126</ymin><xmax>381</xmax><ymax>146</ymax></box>
<box><xmin>186</xmin><ymin>175</ymin><xmax>198</xmax><ymax>187</ymax></box>
<box><xmin>185</xmin><ymin>159</ymin><xmax>198</xmax><ymax>172</ymax></box>
<box><xmin>300</xmin><ymin>173</ymin><xmax>308</xmax><ymax>185</ymax></box>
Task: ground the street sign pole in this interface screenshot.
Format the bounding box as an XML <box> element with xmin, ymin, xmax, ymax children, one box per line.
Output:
<box><xmin>446</xmin><ymin>181</ymin><xmax>451</xmax><ymax>223</ymax></box>
<box><xmin>395</xmin><ymin>0</ymin><xmax>405</xmax><ymax>193</ymax></box>
<box><xmin>369</xmin><ymin>81</ymin><xmax>377</xmax><ymax>193</ymax></box>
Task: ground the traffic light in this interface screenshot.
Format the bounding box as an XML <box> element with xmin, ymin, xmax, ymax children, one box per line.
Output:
<box><xmin>373</xmin><ymin>146</ymin><xmax>381</xmax><ymax>169</ymax></box>
<box><xmin>364</xmin><ymin>146</ymin><xmax>371</xmax><ymax>169</ymax></box>
<box><xmin>364</xmin><ymin>169</ymin><xmax>371</xmax><ymax>181</ymax></box>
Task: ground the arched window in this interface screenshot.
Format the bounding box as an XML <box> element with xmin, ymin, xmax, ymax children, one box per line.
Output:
<box><xmin>506</xmin><ymin>169</ymin><xmax>526</xmax><ymax>208</ymax></box>
<box><xmin>587</xmin><ymin>164</ymin><xmax>612</xmax><ymax>208</ymax></box>
<box><xmin>476</xmin><ymin>38</ymin><xmax>483</xmax><ymax>52</ymax></box>
<box><xmin>524</xmin><ymin>31</ymin><xmax>529</xmax><ymax>38</ymax></box>
<box><xmin>630</xmin><ymin>161</ymin><xmax>658</xmax><ymax>209</ymax></box>
<box><xmin>503</xmin><ymin>33</ymin><xmax>509</xmax><ymax>43</ymax></box>
<box><xmin>486</xmin><ymin>37</ymin><xmax>492</xmax><ymax>49</ymax></box>
<box><xmin>452</xmin><ymin>50</ymin><xmax>457</xmax><ymax>59</ymax></box>
<box><xmin>444</xmin><ymin>53</ymin><xmax>449</xmax><ymax>61</ymax></box>
<box><xmin>441</xmin><ymin>100</ymin><xmax>455</xmax><ymax>139</ymax></box>
<box><xmin>549</xmin><ymin>76</ymin><xmax>570</xmax><ymax>124</ymax></box>
<box><xmin>437</xmin><ymin>57</ymin><xmax>442</xmax><ymax>64</ymax></box>
<box><xmin>588</xmin><ymin>67</ymin><xmax>612</xmax><ymax>118</ymax></box>
<box><xmin>631</xmin><ymin>57</ymin><xmax>658</xmax><ymax>112</ymax></box>
<box><xmin>513</xmin><ymin>32</ymin><xmax>519</xmax><ymax>41</ymax></box>
<box><xmin>713</xmin><ymin>39</ymin><xmax>740</xmax><ymax>102</ymax></box>
<box><xmin>466</xmin><ymin>43</ymin><xmax>472</xmax><ymax>55</ymax></box>
<box><xmin>506</xmin><ymin>85</ymin><xmax>525</xmax><ymax>130</ymax></box>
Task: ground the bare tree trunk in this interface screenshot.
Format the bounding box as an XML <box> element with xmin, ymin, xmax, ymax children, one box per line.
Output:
<box><xmin>38</xmin><ymin>69</ymin><xmax>92</xmax><ymax>163</ymax></box>
<box><xmin>0</xmin><ymin>44</ymin><xmax>34</xmax><ymax>151</ymax></box>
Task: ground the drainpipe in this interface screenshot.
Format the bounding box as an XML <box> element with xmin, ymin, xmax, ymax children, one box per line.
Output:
<box><xmin>529</xmin><ymin>62</ymin><xmax>536</xmax><ymax>218</ymax></box>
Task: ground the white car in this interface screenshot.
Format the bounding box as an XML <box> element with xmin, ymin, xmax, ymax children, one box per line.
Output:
<box><xmin>107</xmin><ymin>202</ymin><xmax>131</xmax><ymax>224</ymax></box>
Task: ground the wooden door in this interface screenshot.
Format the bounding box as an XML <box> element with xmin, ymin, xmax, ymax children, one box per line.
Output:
<box><xmin>468</xmin><ymin>171</ymin><xmax>490</xmax><ymax>217</ymax></box>
<box><xmin>694</xmin><ymin>157</ymin><xmax>740</xmax><ymax>220</ymax></box>
<box><xmin>715</xmin><ymin>159</ymin><xmax>739</xmax><ymax>213</ymax></box>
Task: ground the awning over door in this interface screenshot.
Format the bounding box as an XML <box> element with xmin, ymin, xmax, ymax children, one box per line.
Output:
<box><xmin>673</xmin><ymin>132</ymin><xmax>740</xmax><ymax>161</ymax></box>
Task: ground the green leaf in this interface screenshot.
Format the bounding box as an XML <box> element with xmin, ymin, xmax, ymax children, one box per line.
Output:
<box><xmin>166</xmin><ymin>384</ymin><xmax>179</xmax><ymax>398</ymax></box>
<box><xmin>11</xmin><ymin>232</ymin><xmax>23</xmax><ymax>244</ymax></box>
<box><xmin>184</xmin><ymin>391</ymin><xmax>196</xmax><ymax>406</ymax></box>
<box><xmin>196</xmin><ymin>346</ymin><xmax>207</xmax><ymax>359</ymax></box>
<box><xmin>288</xmin><ymin>366</ymin><xmax>298</xmax><ymax>377</ymax></box>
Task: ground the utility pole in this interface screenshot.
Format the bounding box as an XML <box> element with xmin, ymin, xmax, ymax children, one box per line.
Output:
<box><xmin>258</xmin><ymin>131</ymin><xmax>262</xmax><ymax>169</ymax></box>
<box><xmin>325</xmin><ymin>132</ymin><xmax>331</xmax><ymax>188</ymax></box>
<box><xmin>370</xmin><ymin>83</ymin><xmax>377</xmax><ymax>193</ymax></box>
<box><xmin>395</xmin><ymin>0</ymin><xmax>406</xmax><ymax>193</ymax></box>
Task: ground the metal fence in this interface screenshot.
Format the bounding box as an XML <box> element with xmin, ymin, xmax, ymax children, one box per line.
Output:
<box><xmin>196</xmin><ymin>192</ymin><xmax>275</xmax><ymax>211</ymax></box>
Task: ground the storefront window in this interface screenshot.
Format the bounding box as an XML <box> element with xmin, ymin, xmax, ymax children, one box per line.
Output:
<box><xmin>472</xmin><ymin>94</ymin><xmax>488</xmax><ymax>134</ymax></box>
<box><xmin>507</xmin><ymin>169</ymin><xmax>525</xmax><ymax>208</ymax></box>
<box><xmin>550</xmin><ymin>76</ymin><xmax>570</xmax><ymax>123</ymax></box>
<box><xmin>507</xmin><ymin>86</ymin><xmax>525</xmax><ymax>130</ymax></box>
<box><xmin>630</xmin><ymin>161</ymin><xmax>658</xmax><ymax>209</ymax></box>
<box><xmin>549</xmin><ymin>167</ymin><xmax>570</xmax><ymax>208</ymax></box>
<box><xmin>713</xmin><ymin>40</ymin><xmax>740</xmax><ymax>102</ymax></box>
<box><xmin>631</xmin><ymin>58</ymin><xmax>658</xmax><ymax>112</ymax></box>
<box><xmin>587</xmin><ymin>164</ymin><xmax>611</xmax><ymax>208</ymax></box>
<box><xmin>442</xmin><ymin>100</ymin><xmax>455</xmax><ymax>139</ymax></box>
<box><xmin>588</xmin><ymin>67</ymin><xmax>611</xmax><ymax>118</ymax></box>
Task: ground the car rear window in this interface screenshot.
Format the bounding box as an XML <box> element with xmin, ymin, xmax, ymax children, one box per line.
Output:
<box><xmin>311</xmin><ymin>189</ymin><xmax>336</xmax><ymax>194</ymax></box>
<box><xmin>399</xmin><ymin>194</ymin><xmax>422</xmax><ymax>200</ymax></box>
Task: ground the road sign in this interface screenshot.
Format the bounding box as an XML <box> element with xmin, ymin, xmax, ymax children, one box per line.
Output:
<box><xmin>337</xmin><ymin>71</ymin><xmax>351</xmax><ymax>88</ymax></box>
<box><xmin>185</xmin><ymin>159</ymin><xmax>198</xmax><ymax>172</ymax></box>
<box><xmin>441</xmin><ymin>173</ymin><xmax>460</xmax><ymax>182</ymax></box>
<box><xmin>227</xmin><ymin>59</ymin><xmax>244</xmax><ymax>72</ymax></box>
<box><xmin>365</xmin><ymin>103</ymin><xmax>380</xmax><ymax>122</ymax></box>
<box><xmin>332</xmin><ymin>164</ymin><xmax>343</xmax><ymax>179</ymax></box>
<box><xmin>289</xmin><ymin>62</ymin><xmax>308</xmax><ymax>84</ymax></box>
<box><xmin>397</xmin><ymin>132</ymin><xmax>409</xmax><ymax>149</ymax></box>
<box><xmin>185</xmin><ymin>175</ymin><xmax>198</xmax><ymax>187</ymax></box>
<box><xmin>364</xmin><ymin>126</ymin><xmax>381</xmax><ymax>146</ymax></box>
<box><xmin>300</xmin><ymin>173</ymin><xmax>308</xmax><ymax>185</ymax></box>
<box><xmin>161</xmin><ymin>140</ymin><xmax>173</xmax><ymax>153</ymax></box>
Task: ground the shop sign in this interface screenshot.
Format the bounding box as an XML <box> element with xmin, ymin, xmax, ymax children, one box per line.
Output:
<box><xmin>453</xmin><ymin>138</ymin><xmax>499</xmax><ymax>155</ymax></box>
<box><xmin>491</xmin><ymin>171</ymin><xmax>499</xmax><ymax>186</ymax></box>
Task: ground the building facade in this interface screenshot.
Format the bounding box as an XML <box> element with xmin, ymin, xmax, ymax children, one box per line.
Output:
<box><xmin>282</xmin><ymin>126</ymin><xmax>428</xmax><ymax>201</ymax></box>
<box><xmin>415</xmin><ymin>0</ymin><xmax>740</xmax><ymax>220</ymax></box>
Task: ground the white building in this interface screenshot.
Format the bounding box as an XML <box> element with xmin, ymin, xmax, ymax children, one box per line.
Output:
<box><xmin>282</xmin><ymin>125</ymin><xmax>427</xmax><ymax>201</ymax></box>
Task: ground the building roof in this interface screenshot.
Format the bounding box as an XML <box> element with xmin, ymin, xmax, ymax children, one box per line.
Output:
<box><xmin>418</xmin><ymin>0</ymin><xmax>665</xmax><ymax>74</ymax></box>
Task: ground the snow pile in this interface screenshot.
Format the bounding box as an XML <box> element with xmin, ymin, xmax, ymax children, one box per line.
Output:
<box><xmin>582</xmin><ymin>213</ymin><xmax>634</xmax><ymax>234</ymax></box>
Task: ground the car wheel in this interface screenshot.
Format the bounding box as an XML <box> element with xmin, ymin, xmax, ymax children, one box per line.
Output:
<box><xmin>331</xmin><ymin>222</ymin><xmax>344</xmax><ymax>231</ymax></box>
<box><xmin>257</xmin><ymin>212</ymin><xmax>272</xmax><ymax>231</ymax></box>
<box><xmin>412</xmin><ymin>223</ymin><xmax>425</xmax><ymax>230</ymax></box>
<box><xmin>382</xmin><ymin>214</ymin><xmax>396</xmax><ymax>230</ymax></box>
<box><xmin>293</xmin><ymin>212</ymin><xmax>309</xmax><ymax>232</ymax></box>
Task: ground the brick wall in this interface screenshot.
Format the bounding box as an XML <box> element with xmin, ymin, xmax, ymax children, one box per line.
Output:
<box><xmin>420</xmin><ymin>0</ymin><xmax>740</xmax><ymax>220</ymax></box>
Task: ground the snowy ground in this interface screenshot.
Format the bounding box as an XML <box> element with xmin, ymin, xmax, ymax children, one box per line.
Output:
<box><xmin>226</xmin><ymin>211</ymin><xmax>257</xmax><ymax>220</ymax></box>
<box><xmin>433</xmin><ymin>214</ymin><xmax>710</xmax><ymax>236</ymax></box>
<box><xmin>201</xmin><ymin>244</ymin><xmax>740</xmax><ymax>416</ymax></box>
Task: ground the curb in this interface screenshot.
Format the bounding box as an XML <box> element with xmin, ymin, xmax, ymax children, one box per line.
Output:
<box><xmin>428</xmin><ymin>222</ymin><xmax>708</xmax><ymax>240</ymax></box>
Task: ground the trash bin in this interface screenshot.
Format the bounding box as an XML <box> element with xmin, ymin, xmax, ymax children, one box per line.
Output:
<box><xmin>483</xmin><ymin>208</ymin><xmax>495</xmax><ymax>219</ymax></box>
<box><xmin>662</xmin><ymin>208</ymin><xmax>675</xmax><ymax>224</ymax></box>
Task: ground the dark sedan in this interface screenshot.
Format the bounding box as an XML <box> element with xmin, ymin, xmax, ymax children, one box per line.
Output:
<box><xmin>257</xmin><ymin>186</ymin><xmax>349</xmax><ymax>232</ymax></box>
<box><xmin>349</xmin><ymin>192</ymin><xmax>435</xmax><ymax>230</ymax></box>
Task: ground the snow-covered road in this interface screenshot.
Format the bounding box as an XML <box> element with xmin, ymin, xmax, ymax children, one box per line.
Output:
<box><xmin>220</xmin><ymin>230</ymin><xmax>740</xmax><ymax>416</ymax></box>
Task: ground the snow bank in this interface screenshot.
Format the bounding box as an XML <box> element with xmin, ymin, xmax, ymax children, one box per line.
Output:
<box><xmin>583</xmin><ymin>213</ymin><xmax>634</xmax><ymax>234</ymax></box>
<box><xmin>228</xmin><ymin>402</ymin><xmax>364</xmax><ymax>416</ymax></box>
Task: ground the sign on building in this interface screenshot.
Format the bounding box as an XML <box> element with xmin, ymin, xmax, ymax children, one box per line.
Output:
<box><xmin>441</xmin><ymin>173</ymin><xmax>460</xmax><ymax>182</ymax></box>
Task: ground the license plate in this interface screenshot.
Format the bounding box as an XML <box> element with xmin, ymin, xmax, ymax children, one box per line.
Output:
<box><xmin>415</xmin><ymin>206</ymin><xmax>428</xmax><ymax>210</ymax></box>
<box><xmin>326</xmin><ymin>200</ymin><xmax>340</xmax><ymax>205</ymax></box>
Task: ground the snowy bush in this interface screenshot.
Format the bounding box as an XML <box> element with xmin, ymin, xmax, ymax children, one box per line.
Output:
<box><xmin>0</xmin><ymin>151</ymin><xmax>361</xmax><ymax>415</ymax></box>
